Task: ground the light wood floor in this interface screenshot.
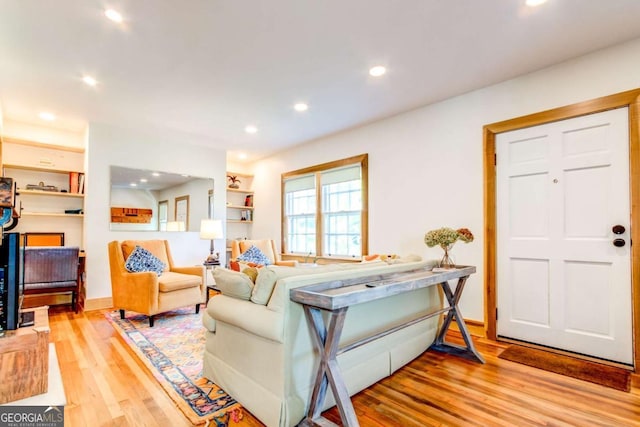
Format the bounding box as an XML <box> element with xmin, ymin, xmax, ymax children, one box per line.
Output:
<box><xmin>49</xmin><ymin>307</ymin><xmax>640</xmax><ymax>426</ymax></box>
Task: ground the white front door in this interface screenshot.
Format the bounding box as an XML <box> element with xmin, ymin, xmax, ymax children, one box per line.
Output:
<box><xmin>496</xmin><ymin>107</ymin><xmax>633</xmax><ymax>365</ymax></box>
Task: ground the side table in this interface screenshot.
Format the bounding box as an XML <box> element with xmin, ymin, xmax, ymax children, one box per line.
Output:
<box><xmin>204</xmin><ymin>261</ymin><xmax>220</xmax><ymax>304</ymax></box>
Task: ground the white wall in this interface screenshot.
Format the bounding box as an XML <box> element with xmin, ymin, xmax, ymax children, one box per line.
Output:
<box><xmin>3</xmin><ymin>119</ymin><xmax>85</xmax><ymax>149</ymax></box>
<box><xmin>84</xmin><ymin>123</ymin><xmax>227</xmax><ymax>301</ymax></box>
<box><xmin>251</xmin><ymin>37</ymin><xmax>640</xmax><ymax>322</ymax></box>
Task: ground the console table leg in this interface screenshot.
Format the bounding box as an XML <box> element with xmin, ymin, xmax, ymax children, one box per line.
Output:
<box><xmin>431</xmin><ymin>276</ymin><xmax>485</xmax><ymax>363</ymax></box>
<box><xmin>303</xmin><ymin>306</ymin><xmax>359</xmax><ymax>427</ymax></box>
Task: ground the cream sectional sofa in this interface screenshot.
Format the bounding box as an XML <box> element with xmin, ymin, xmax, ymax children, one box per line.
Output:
<box><xmin>202</xmin><ymin>259</ymin><xmax>439</xmax><ymax>426</ymax></box>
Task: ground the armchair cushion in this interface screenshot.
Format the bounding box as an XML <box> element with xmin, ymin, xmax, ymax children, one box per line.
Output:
<box><xmin>125</xmin><ymin>245</ymin><xmax>166</xmax><ymax>276</ymax></box>
<box><xmin>237</xmin><ymin>245</ymin><xmax>272</xmax><ymax>266</ymax></box>
<box><xmin>158</xmin><ymin>271</ymin><xmax>202</xmax><ymax>292</ymax></box>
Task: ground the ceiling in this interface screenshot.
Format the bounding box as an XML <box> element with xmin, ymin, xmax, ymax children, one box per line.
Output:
<box><xmin>2</xmin><ymin>1</ymin><xmax>640</xmax><ymax>162</ymax></box>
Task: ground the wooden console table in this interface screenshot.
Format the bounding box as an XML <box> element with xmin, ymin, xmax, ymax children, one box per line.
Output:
<box><xmin>290</xmin><ymin>266</ymin><xmax>483</xmax><ymax>427</ymax></box>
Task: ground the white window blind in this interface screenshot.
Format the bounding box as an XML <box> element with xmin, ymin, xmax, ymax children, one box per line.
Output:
<box><xmin>284</xmin><ymin>174</ymin><xmax>316</xmax><ymax>254</ymax></box>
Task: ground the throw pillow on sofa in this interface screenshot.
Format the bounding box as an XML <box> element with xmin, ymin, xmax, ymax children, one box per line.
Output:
<box><xmin>237</xmin><ymin>245</ymin><xmax>272</xmax><ymax>266</ymax></box>
<box><xmin>242</xmin><ymin>267</ymin><xmax>259</xmax><ymax>283</ymax></box>
<box><xmin>230</xmin><ymin>260</ymin><xmax>264</xmax><ymax>272</ymax></box>
<box><xmin>125</xmin><ymin>245</ymin><xmax>166</xmax><ymax>276</ymax></box>
<box><xmin>213</xmin><ymin>268</ymin><xmax>255</xmax><ymax>300</ymax></box>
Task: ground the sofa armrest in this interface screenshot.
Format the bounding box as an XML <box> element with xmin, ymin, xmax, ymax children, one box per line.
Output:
<box><xmin>207</xmin><ymin>295</ymin><xmax>284</xmax><ymax>343</ymax></box>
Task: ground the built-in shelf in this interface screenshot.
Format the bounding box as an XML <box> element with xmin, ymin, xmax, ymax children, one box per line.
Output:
<box><xmin>226</xmin><ymin>188</ymin><xmax>254</xmax><ymax>194</ymax></box>
<box><xmin>21</xmin><ymin>212</ymin><xmax>84</xmax><ymax>218</ymax></box>
<box><xmin>3</xmin><ymin>163</ymin><xmax>81</xmax><ymax>175</ymax></box>
<box><xmin>226</xmin><ymin>205</ymin><xmax>254</xmax><ymax>210</ymax></box>
<box><xmin>227</xmin><ymin>220</ymin><xmax>253</xmax><ymax>224</ymax></box>
<box><xmin>18</xmin><ymin>189</ymin><xmax>85</xmax><ymax>198</ymax></box>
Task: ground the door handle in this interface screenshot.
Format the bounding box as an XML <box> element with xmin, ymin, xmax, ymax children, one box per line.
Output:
<box><xmin>612</xmin><ymin>225</ymin><xmax>626</xmax><ymax>234</ymax></box>
<box><xmin>613</xmin><ymin>238</ymin><xmax>626</xmax><ymax>247</ymax></box>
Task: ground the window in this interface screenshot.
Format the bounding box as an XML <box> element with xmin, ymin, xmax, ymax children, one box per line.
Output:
<box><xmin>282</xmin><ymin>154</ymin><xmax>368</xmax><ymax>259</ymax></box>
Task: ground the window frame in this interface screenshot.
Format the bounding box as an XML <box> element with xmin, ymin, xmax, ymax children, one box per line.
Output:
<box><xmin>281</xmin><ymin>153</ymin><xmax>368</xmax><ymax>260</ymax></box>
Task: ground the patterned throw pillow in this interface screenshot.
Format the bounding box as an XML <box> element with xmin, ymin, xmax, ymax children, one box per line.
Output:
<box><xmin>125</xmin><ymin>245</ymin><xmax>166</xmax><ymax>276</ymax></box>
<box><xmin>237</xmin><ymin>245</ymin><xmax>272</xmax><ymax>266</ymax></box>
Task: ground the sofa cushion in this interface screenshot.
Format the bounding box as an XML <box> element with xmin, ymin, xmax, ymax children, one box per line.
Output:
<box><xmin>251</xmin><ymin>268</ymin><xmax>278</xmax><ymax>305</ymax></box>
<box><xmin>124</xmin><ymin>245</ymin><xmax>166</xmax><ymax>276</ymax></box>
<box><xmin>251</xmin><ymin>264</ymin><xmax>342</xmax><ymax>305</ymax></box>
<box><xmin>157</xmin><ymin>271</ymin><xmax>201</xmax><ymax>292</ymax></box>
<box><xmin>213</xmin><ymin>268</ymin><xmax>255</xmax><ymax>300</ymax></box>
<box><xmin>237</xmin><ymin>245</ymin><xmax>273</xmax><ymax>266</ymax></box>
<box><xmin>121</xmin><ymin>240</ymin><xmax>170</xmax><ymax>271</ymax></box>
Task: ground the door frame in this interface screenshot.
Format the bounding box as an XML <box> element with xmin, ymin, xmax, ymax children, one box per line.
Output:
<box><xmin>483</xmin><ymin>89</ymin><xmax>640</xmax><ymax>370</ymax></box>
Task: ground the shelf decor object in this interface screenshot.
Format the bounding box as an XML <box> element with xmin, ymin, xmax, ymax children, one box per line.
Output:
<box><xmin>424</xmin><ymin>227</ymin><xmax>474</xmax><ymax>269</ymax></box>
<box><xmin>200</xmin><ymin>219</ymin><xmax>224</xmax><ymax>264</ymax></box>
<box><xmin>227</xmin><ymin>175</ymin><xmax>241</xmax><ymax>189</ymax></box>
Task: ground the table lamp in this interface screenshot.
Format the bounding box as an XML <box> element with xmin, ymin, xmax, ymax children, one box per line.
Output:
<box><xmin>200</xmin><ymin>219</ymin><xmax>223</xmax><ymax>264</ymax></box>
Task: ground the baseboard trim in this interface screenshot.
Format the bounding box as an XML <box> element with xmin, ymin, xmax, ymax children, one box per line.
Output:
<box><xmin>84</xmin><ymin>297</ymin><xmax>113</xmax><ymax>311</ymax></box>
<box><xmin>497</xmin><ymin>336</ymin><xmax>634</xmax><ymax>371</ymax></box>
<box><xmin>464</xmin><ymin>319</ymin><xmax>485</xmax><ymax>327</ymax></box>
<box><xmin>446</xmin><ymin>316</ymin><xmax>485</xmax><ymax>337</ymax></box>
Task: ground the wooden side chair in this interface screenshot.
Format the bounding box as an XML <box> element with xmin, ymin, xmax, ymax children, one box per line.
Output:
<box><xmin>23</xmin><ymin>246</ymin><xmax>81</xmax><ymax>313</ymax></box>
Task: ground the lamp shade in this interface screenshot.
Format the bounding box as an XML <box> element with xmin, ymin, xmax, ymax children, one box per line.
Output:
<box><xmin>200</xmin><ymin>219</ymin><xmax>223</xmax><ymax>240</ymax></box>
<box><xmin>166</xmin><ymin>221</ymin><xmax>185</xmax><ymax>231</ymax></box>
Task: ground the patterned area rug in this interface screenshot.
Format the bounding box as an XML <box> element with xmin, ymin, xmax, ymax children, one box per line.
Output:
<box><xmin>106</xmin><ymin>308</ymin><xmax>243</xmax><ymax>425</ymax></box>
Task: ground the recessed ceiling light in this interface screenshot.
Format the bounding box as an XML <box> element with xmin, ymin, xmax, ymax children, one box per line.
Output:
<box><xmin>129</xmin><ymin>182</ymin><xmax>137</xmax><ymax>187</ymax></box>
<box><xmin>39</xmin><ymin>112</ymin><xmax>56</xmax><ymax>121</ymax></box>
<box><xmin>525</xmin><ymin>0</ymin><xmax>547</xmax><ymax>6</ymax></box>
<box><xmin>238</xmin><ymin>153</ymin><xmax>247</xmax><ymax>160</ymax></box>
<box><xmin>245</xmin><ymin>125</ymin><xmax>258</xmax><ymax>134</ymax></box>
<box><xmin>294</xmin><ymin>103</ymin><xmax>308</xmax><ymax>112</ymax></box>
<box><xmin>104</xmin><ymin>9</ymin><xmax>123</xmax><ymax>23</ymax></box>
<box><xmin>82</xmin><ymin>75</ymin><xmax>97</xmax><ymax>86</ymax></box>
<box><xmin>139</xmin><ymin>178</ymin><xmax>148</xmax><ymax>183</ymax></box>
<box><xmin>152</xmin><ymin>172</ymin><xmax>161</xmax><ymax>177</ymax></box>
<box><xmin>369</xmin><ymin>66</ymin><xmax>387</xmax><ymax>77</ymax></box>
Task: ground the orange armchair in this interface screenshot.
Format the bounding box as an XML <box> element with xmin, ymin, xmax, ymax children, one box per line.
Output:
<box><xmin>108</xmin><ymin>240</ymin><xmax>205</xmax><ymax>326</ymax></box>
<box><xmin>231</xmin><ymin>239</ymin><xmax>297</xmax><ymax>267</ymax></box>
